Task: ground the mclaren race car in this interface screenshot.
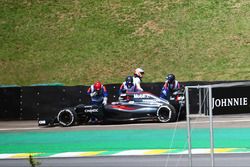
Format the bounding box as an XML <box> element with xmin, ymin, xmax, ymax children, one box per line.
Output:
<box><xmin>38</xmin><ymin>90</ymin><xmax>185</xmax><ymax>127</ymax></box>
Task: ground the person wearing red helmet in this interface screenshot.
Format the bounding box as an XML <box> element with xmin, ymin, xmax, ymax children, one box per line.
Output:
<box><xmin>87</xmin><ymin>81</ymin><xmax>108</xmax><ymax>105</ymax></box>
<box><xmin>133</xmin><ymin>68</ymin><xmax>144</xmax><ymax>91</ymax></box>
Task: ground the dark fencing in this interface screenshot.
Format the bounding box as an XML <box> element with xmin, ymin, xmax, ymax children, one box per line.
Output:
<box><xmin>0</xmin><ymin>81</ymin><xmax>250</xmax><ymax>120</ymax></box>
<box><xmin>0</xmin><ymin>87</ymin><xmax>20</xmax><ymax>120</ymax></box>
<box><xmin>20</xmin><ymin>86</ymin><xmax>90</xmax><ymax>120</ymax></box>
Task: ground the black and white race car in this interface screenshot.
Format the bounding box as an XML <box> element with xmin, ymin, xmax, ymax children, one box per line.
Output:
<box><xmin>38</xmin><ymin>90</ymin><xmax>185</xmax><ymax>127</ymax></box>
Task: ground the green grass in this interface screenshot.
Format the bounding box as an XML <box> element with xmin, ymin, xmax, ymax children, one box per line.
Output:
<box><xmin>0</xmin><ymin>0</ymin><xmax>249</xmax><ymax>85</ymax></box>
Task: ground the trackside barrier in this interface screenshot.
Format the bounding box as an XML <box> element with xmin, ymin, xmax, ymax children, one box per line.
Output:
<box><xmin>0</xmin><ymin>81</ymin><xmax>250</xmax><ymax>120</ymax></box>
<box><xmin>0</xmin><ymin>87</ymin><xmax>20</xmax><ymax>120</ymax></box>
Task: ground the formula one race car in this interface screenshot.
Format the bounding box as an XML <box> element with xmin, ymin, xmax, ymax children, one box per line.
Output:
<box><xmin>38</xmin><ymin>90</ymin><xmax>185</xmax><ymax>127</ymax></box>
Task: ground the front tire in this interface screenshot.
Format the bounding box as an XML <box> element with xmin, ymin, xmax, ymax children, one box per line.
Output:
<box><xmin>157</xmin><ymin>104</ymin><xmax>177</xmax><ymax>123</ymax></box>
<box><xmin>57</xmin><ymin>108</ymin><xmax>77</xmax><ymax>127</ymax></box>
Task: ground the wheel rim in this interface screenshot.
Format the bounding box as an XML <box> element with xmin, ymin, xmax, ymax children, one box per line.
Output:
<box><xmin>157</xmin><ymin>106</ymin><xmax>172</xmax><ymax>122</ymax></box>
<box><xmin>57</xmin><ymin>109</ymin><xmax>74</xmax><ymax>126</ymax></box>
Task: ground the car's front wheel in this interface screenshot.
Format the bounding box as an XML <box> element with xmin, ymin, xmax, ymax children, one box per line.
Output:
<box><xmin>57</xmin><ymin>108</ymin><xmax>77</xmax><ymax>127</ymax></box>
<box><xmin>157</xmin><ymin>104</ymin><xmax>177</xmax><ymax>123</ymax></box>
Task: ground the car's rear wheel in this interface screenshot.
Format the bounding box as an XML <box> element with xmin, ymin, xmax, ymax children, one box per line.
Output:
<box><xmin>157</xmin><ymin>104</ymin><xmax>177</xmax><ymax>123</ymax></box>
<box><xmin>57</xmin><ymin>108</ymin><xmax>77</xmax><ymax>127</ymax></box>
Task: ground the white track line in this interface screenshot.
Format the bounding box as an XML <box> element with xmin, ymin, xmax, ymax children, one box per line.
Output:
<box><xmin>0</xmin><ymin>127</ymin><xmax>43</xmax><ymax>131</ymax></box>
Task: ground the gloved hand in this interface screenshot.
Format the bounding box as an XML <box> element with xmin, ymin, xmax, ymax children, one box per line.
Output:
<box><xmin>90</xmin><ymin>91</ymin><xmax>97</xmax><ymax>97</ymax></box>
<box><xmin>102</xmin><ymin>97</ymin><xmax>108</xmax><ymax>105</ymax></box>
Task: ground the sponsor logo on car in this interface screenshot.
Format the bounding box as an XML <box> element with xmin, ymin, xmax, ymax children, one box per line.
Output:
<box><xmin>85</xmin><ymin>109</ymin><xmax>99</xmax><ymax>113</ymax></box>
<box><xmin>134</xmin><ymin>94</ymin><xmax>150</xmax><ymax>99</ymax></box>
<box><xmin>38</xmin><ymin>120</ymin><xmax>46</xmax><ymax>124</ymax></box>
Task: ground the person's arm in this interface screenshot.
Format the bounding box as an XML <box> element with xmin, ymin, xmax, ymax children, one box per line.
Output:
<box><xmin>160</xmin><ymin>83</ymin><xmax>169</xmax><ymax>99</ymax></box>
<box><xmin>102</xmin><ymin>86</ymin><xmax>108</xmax><ymax>105</ymax></box>
<box><xmin>177</xmin><ymin>81</ymin><xmax>181</xmax><ymax>89</ymax></box>
<box><xmin>134</xmin><ymin>78</ymin><xmax>143</xmax><ymax>91</ymax></box>
<box><xmin>102</xmin><ymin>86</ymin><xmax>108</xmax><ymax>97</ymax></box>
<box><xmin>87</xmin><ymin>86</ymin><xmax>97</xmax><ymax>97</ymax></box>
<box><xmin>160</xmin><ymin>88</ymin><xmax>167</xmax><ymax>99</ymax></box>
<box><xmin>136</xmin><ymin>83</ymin><xmax>143</xmax><ymax>91</ymax></box>
<box><xmin>87</xmin><ymin>87</ymin><xmax>91</xmax><ymax>95</ymax></box>
<box><xmin>119</xmin><ymin>83</ymin><xmax>126</xmax><ymax>94</ymax></box>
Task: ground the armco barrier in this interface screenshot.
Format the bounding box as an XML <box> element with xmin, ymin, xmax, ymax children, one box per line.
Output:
<box><xmin>0</xmin><ymin>81</ymin><xmax>250</xmax><ymax>120</ymax></box>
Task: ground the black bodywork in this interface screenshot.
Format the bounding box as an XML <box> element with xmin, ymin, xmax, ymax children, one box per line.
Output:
<box><xmin>38</xmin><ymin>90</ymin><xmax>185</xmax><ymax>126</ymax></box>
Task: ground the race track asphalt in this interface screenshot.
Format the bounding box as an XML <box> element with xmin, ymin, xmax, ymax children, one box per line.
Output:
<box><xmin>1</xmin><ymin>113</ymin><xmax>250</xmax><ymax>132</ymax></box>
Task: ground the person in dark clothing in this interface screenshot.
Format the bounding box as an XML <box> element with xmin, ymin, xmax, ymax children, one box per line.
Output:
<box><xmin>160</xmin><ymin>74</ymin><xmax>181</xmax><ymax>100</ymax></box>
<box><xmin>119</xmin><ymin>76</ymin><xmax>138</xmax><ymax>95</ymax></box>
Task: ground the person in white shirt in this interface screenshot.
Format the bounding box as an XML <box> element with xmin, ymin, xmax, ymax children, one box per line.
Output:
<box><xmin>133</xmin><ymin>68</ymin><xmax>144</xmax><ymax>91</ymax></box>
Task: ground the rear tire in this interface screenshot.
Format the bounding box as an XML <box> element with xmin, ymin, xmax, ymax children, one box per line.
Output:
<box><xmin>57</xmin><ymin>108</ymin><xmax>77</xmax><ymax>127</ymax></box>
<box><xmin>157</xmin><ymin>104</ymin><xmax>177</xmax><ymax>123</ymax></box>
